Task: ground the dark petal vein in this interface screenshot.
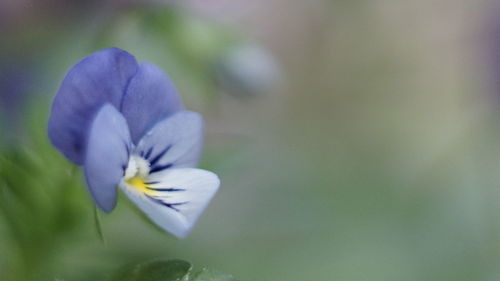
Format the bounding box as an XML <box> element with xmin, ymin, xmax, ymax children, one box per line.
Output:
<box><xmin>145</xmin><ymin>181</ymin><xmax>160</xmax><ymax>185</ymax></box>
<box><xmin>149</xmin><ymin>144</ymin><xmax>172</xmax><ymax>166</ymax></box>
<box><xmin>146</xmin><ymin>195</ymin><xmax>188</xmax><ymax>212</ymax></box>
<box><xmin>143</xmin><ymin>147</ymin><xmax>154</xmax><ymax>159</ymax></box>
<box><xmin>150</xmin><ymin>163</ymin><xmax>173</xmax><ymax>174</ymax></box>
<box><xmin>148</xmin><ymin>187</ymin><xmax>185</xmax><ymax>192</ymax></box>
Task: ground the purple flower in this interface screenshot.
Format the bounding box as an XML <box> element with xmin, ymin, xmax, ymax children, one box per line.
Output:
<box><xmin>48</xmin><ymin>48</ymin><xmax>219</xmax><ymax>238</ymax></box>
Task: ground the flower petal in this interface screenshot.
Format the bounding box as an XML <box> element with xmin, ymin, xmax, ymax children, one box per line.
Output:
<box><xmin>135</xmin><ymin>110</ymin><xmax>204</xmax><ymax>173</ymax></box>
<box><xmin>48</xmin><ymin>48</ymin><xmax>138</xmax><ymax>164</ymax></box>
<box><xmin>121</xmin><ymin>62</ymin><xmax>184</xmax><ymax>144</ymax></box>
<box><xmin>121</xmin><ymin>168</ymin><xmax>220</xmax><ymax>237</ymax></box>
<box><xmin>84</xmin><ymin>104</ymin><xmax>131</xmax><ymax>212</ymax></box>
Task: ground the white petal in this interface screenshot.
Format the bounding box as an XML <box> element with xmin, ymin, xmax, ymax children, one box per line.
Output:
<box><xmin>120</xmin><ymin>168</ymin><xmax>220</xmax><ymax>238</ymax></box>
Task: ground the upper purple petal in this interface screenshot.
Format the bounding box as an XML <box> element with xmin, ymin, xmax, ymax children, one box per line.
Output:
<box><xmin>48</xmin><ymin>48</ymin><xmax>139</xmax><ymax>165</ymax></box>
<box><xmin>48</xmin><ymin>49</ymin><xmax>185</xmax><ymax>165</ymax></box>
<box><xmin>120</xmin><ymin>62</ymin><xmax>184</xmax><ymax>144</ymax></box>
<box><xmin>84</xmin><ymin>104</ymin><xmax>131</xmax><ymax>212</ymax></box>
<box><xmin>135</xmin><ymin>110</ymin><xmax>204</xmax><ymax>173</ymax></box>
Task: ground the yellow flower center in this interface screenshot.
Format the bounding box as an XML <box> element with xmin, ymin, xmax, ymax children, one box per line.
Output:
<box><xmin>125</xmin><ymin>177</ymin><xmax>150</xmax><ymax>193</ymax></box>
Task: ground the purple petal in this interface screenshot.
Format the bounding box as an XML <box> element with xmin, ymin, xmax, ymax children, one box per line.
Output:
<box><xmin>48</xmin><ymin>48</ymin><xmax>138</xmax><ymax>164</ymax></box>
<box><xmin>84</xmin><ymin>104</ymin><xmax>131</xmax><ymax>212</ymax></box>
<box><xmin>121</xmin><ymin>62</ymin><xmax>184</xmax><ymax>144</ymax></box>
<box><xmin>136</xmin><ymin>111</ymin><xmax>204</xmax><ymax>173</ymax></box>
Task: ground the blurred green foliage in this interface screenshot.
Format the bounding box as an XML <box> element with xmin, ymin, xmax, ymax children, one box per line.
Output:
<box><xmin>0</xmin><ymin>99</ymin><xmax>90</xmax><ymax>280</ymax></box>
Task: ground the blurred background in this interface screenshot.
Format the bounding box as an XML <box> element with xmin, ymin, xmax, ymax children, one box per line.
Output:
<box><xmin>2</xmin><ymin>0</ymin><xmax>500</xmax><ymax>280</ymax></box>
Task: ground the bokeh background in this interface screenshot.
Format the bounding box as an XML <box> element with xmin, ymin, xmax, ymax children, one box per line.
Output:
<box><xmin>2</xmin><ymin>0</ymin><xmax>500</xmax><ymax>280</ymax></box>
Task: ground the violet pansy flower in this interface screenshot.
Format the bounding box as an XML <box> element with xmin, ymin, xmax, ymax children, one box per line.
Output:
<box><xmin>48</xmin><ymin>48</ymin><xmax>219</xmax><ymax>238</ymax></box>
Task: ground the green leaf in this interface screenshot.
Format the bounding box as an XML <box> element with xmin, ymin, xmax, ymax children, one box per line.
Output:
<box><xmin>110</xmin><ymin>259</ymin><xmax>192</xmax><ymax>281</ymax></box>
<box><xmin>191</xmin><ymin>268</ymin><xmax>239</xmax><ymax>281</ymax></box>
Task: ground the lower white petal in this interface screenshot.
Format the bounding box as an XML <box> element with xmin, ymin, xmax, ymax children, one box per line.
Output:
<box><xmin>120</xmin><ymin>168</ymin><xmax>220</xmax><ymax>238</ymax></box>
